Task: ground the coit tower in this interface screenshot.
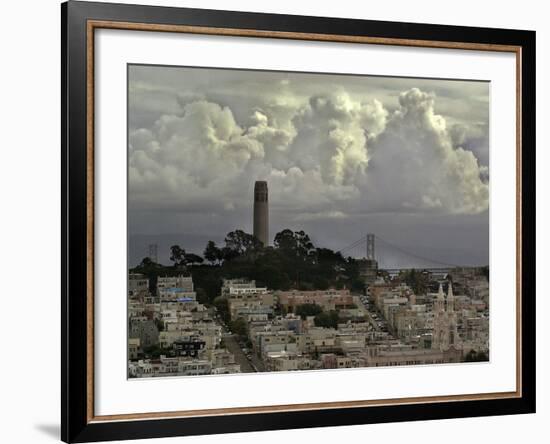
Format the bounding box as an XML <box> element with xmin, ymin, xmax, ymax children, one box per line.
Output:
<box><xmin>253</xmin><ymin>181</ymin><xmax>269</xmax><ymax>246</ymax></box>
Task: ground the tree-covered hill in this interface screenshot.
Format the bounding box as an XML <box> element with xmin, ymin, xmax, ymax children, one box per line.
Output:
<box><xmin>130</xmin><ymin>229</ymin><xmax>365</xmax><ymax>304</ymax></box>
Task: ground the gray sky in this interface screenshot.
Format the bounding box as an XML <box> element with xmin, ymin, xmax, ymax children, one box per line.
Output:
<box><xmin>128</xmin><ymin>64</ymin><xmax>489</xmax><ymax>268</ymax></box>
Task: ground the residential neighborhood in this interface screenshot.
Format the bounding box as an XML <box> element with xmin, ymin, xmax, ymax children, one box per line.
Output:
<box><xmin>128</xmin><ymin>266</ymin><xmax>489</xmax><ymax>378</ymax></box>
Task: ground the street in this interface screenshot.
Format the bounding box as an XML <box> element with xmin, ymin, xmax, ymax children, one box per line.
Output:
<box><xmin>223</xmin><ymin>333</ymin><xmax>257</xmax><ymax>373</ymax></box>
<box><xmin>352</xmin><ymin>294</ymin><xmax>380</xmax><ymax>331</ymax></box>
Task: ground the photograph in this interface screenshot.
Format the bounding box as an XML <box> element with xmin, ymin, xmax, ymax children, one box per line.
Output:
<box><xmin>126</xmin><ymin>65</ymin><xmax>491</xmax><ymax>378</ymax></box>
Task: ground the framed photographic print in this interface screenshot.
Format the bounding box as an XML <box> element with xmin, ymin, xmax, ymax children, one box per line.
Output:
<box><xmin>61</xmin><ymin>1</ymin><xmax>536</xmax><ymax>442</ymax></box>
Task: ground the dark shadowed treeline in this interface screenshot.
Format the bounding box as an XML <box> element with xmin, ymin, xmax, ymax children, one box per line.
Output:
<box><xmin>130</xmin><ymin>229</ymin><xmax>365</xmax><ymax>304</ymax></box>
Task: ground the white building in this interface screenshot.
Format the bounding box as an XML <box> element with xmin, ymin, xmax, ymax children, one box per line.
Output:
<box><xmin>157</xmin><ymin>275</ymin><xmax>194</xmax><ymax>292</ymax></box>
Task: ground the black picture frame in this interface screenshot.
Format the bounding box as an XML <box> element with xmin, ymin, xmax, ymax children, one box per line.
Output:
<box><xmin>61</xmin><ymin>1</ymin><xmax>536</xmax><ymax>442</ymax></box>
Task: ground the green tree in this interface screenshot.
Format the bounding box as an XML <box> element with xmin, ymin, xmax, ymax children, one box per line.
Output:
<box><xmin>229</xmin><ymin>318</ymin><xmax>248</xmax><ymax>337</ymax></box>
<box><xmin>220</xmin><ymin>246</ymin><xmax>240</xmax><ymax>262</ymax></box>
<box><xmin>315</xmin><ymin>247</ymin><xmax>345</xmax><ymax>265</ymax></box>
<box><xmin>253</xmin><ymin>261</ymin><xmax>291</xmax><ymax>291</ymax></box>
<box><xmin>143</xmin><ymin>344</ymin><xmax>166</xmax><ymax>359</ymax></box>
<box><xmin>294</xmin><ymin>230</ymin><xmax>315</xmax><ymax>258</ymax></box>
<box><xmin>402</xmin><ymin>268</ymin><xmax>428</xmax><ymax>295</ymax></box>
<box><xmin>273</xmin><ymin>229</ymin><xmax>295</xmax><ymax>252</ymax></box>
<box><xmin>191</xmin><ymin>267</ymin><xmax>223</xmax><ymax>303</ymax></box>
<box><xmin>314</xmin><ymin>310</ymin><xmax>339</xmax><ymax>329</ymax></box>
<box><xmin>213</xmin><ymin>296</ymin><xmax>230</xmax><ymax>323</ymax></box>
<box><xmin>195</xmin><ymin>288</ymin><xmax>208</xmax><ymax>305</ymax></box>
<box><xmin>204</xmin><ymin>240</ymin><xmax>222</xmax><ymax>264</ymax></box>
<box><xmin>169</xmin><ymin>245</ymin><xmax>186</xmax><ymax>267</ymax></box>
<box><xmin>311</xmin><ymin>276</ymin><xmax>330</xmax><ymax>290</ymax></box>
<box><xmin>131</xmin><ymin>257</ymin><xmax>163</xmax><ymax>294</ymax></box>
<box><xmin>154</xmin><ymin>318</ymin><xmax>165</xmax><ymax>332</ymax></box>
<box><xmin>222</xmin><ymin>230</ymin><xmax>262</xmax><ymax>260</ymax></box>
<box><xmin>138</xmin><ymin>257</ymin><xmax>155</xmax><ymax>268</ymax></box>
<box><xmin>295</xmin><ymin>303</ymin><xmax>323</xmax><ymax>319</ymax></box>
<box><xmin>274</xmin><ymin>229</ymin><xmax>315</xmax><ymax>260</ymax></box>
<box><xmin>184</xmin><ymin>253</ymin><xmax>204</xmax><ymax>265</ymax></box>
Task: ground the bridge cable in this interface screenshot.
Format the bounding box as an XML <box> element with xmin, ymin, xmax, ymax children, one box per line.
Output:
<box><xmin>336</xmin><ymin>235</ymin><xmax>368</xmax><ymax>255</ymax></box>
<box><xmin>374</xmin><ymin>235</ymin><xmax>465</xmax><ymax>268</ymax></box>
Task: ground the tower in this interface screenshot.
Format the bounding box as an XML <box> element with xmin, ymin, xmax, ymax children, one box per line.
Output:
<box><xmin>434</xmin><ymin>283</ymin><xmax>445</xmax><ymax>313</ymax></box>
<box><xmin>366</xmin><ymin>233</ymin><xmax>375</xmax><ymax>260</ymax></box>
<box><xmin>432</xmin><ymin>282</ymin><xmax>460</xmax><ymax>351</ymax></box>
<box><xmin>432</xmin><ymin>283</ymin><xmax>448</xmax><ymax>350</ymax></box>
<box><xmin>446</xmin><ymin>282</ymin><xmax>455</xmax><ymax>313</ymax></box>
<box><xmin>253</xmin><ymin>181</ymin><xmax>269</xmax><ymax>246</ymax></box>
<box><xmin>446</xmin><ymin>283</ymin><xmax>459</xmax><ymax>347</ymax></box>
<box><xmin>360</xmin><ymin>233</ymin><xmax>378</xmax><ymax>287</ymax></box>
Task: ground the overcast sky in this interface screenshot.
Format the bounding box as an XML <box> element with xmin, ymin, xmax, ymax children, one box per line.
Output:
<box><xmin>128</xmin><ymin>64</ymin><xmax>489</xmax><ymax>268</ymax></box>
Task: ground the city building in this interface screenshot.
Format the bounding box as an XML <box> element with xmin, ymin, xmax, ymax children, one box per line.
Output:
<box><xmin>172</xmin><ymin>337</ymin><xmax>206</xmax><ymax>358</ymax></box>
<box><xmin>129</xmin><ymin>262</ymin><xmax>488</xmax><ymax>377</ymax></box>
<box><xmin>129</xmin><ymin>319</ymin><xmax>159</xmax><ymax>349</ymax></box>
<box><xmin>128</xmin><ymin>338</ymin><xmax>141</xmax><ymax>360</ymax></box>
<box><xmin>277</xmin><ymin>289</ymin><xmax>354</xmax><ymax>312</ymax></box>
<box><xmin>221</xmin><ymin>278</ymin><xmax>259</xmax><ymax>295</ymax></box>
<box><xmin>359</xmin><ymin>258</ymin><xmax>378</xmax><ymax>287</ymax></box>
<box><xmin>366</xmin><ymin>346</ymin><xmax>463</xmax><ymax>367</ymax></box>
<box><xmin>128</xmin><ymin>273</ymin><xmax>149</xmax><ymax>299</ymax></box>
<box><xmin>157</xmin><ymin>275</ymin><xmax>196</xmax><ymax>301</ymax></box>
<box><xmin>157</xmin><ymin>275</ymin><xmax>194</xmax><ymax>292</ymax></box>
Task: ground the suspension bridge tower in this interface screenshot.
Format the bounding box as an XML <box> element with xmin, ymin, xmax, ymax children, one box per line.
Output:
<box><xmin>366</xmin><ymin>233</ymin><xmax>375</xmax><ymax>260</ymax></box>
<box><xmin>360</xmin><ymin>233</ymin><xmax>378</xmax><ymax>287</ymax></box>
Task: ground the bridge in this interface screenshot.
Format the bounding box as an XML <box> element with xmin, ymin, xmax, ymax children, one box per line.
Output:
<box><xmin>335</xmin><ymin>233</ymin><xmax>472</xmax><ymax>271</ymax></box>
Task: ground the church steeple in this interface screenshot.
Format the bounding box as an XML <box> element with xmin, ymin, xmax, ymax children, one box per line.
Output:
<box><xmin>447</xmin><ymin>282</ymin><xmax>454</xmax><ymax>312</ymax></box>
<box><xmin>433</xmin><ymin>281</ymin><xmax>461</xmax><ymax>351</ymax></box>
<box><xmin>434</xmin><ymin>283</ymin><xmax>445</xmax><ymax>312</ymax></box>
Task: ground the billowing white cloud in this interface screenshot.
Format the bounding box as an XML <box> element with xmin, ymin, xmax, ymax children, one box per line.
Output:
<box><xmin>289</xmin><ymin>92</ymin><xmax>387</xmax><ymax>186</ymax></box>
<box><xmin>365</xmin><ymin>88</ymin><xmax>489</xmax><ymax>214</ymax></box>
<box><xmin>129</xmin><ymin>100</ymin><xmax>264</xmax><ymax>210</ymax></box>
<box><xmin>129</xmin><ymin>85</ymin><xmax>488</xmax><ymax>219</ymax></box>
